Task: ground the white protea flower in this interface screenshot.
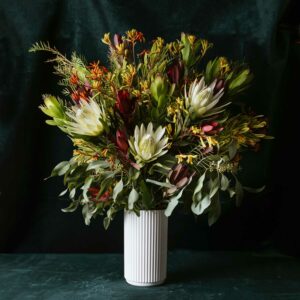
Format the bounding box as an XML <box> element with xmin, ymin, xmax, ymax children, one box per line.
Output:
<box><xmin>185</xmin><ymin>77</ymin><xmax>227</xmax><ymax>119</ymax></box>
<box><xmin>66</xmin><ymin>99</ymin><xmax>107</xmax><ymax>136</ymax></box>
<box><xmin>129</xmin><ymin>123</ymin><xmax>169</xmax><ymax>165</ymax></box>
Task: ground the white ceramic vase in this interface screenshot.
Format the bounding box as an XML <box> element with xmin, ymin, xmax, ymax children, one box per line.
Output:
<box><xmin>124</xmin><ymin>210</ymin><xmax>168</xmax><ymax>286</ymax></box>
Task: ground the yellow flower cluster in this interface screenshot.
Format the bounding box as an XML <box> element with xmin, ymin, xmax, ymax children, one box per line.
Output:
<box><xmin>176</xmin><ymin>154</ymin><xmax>197</xmax><ymax>165</ymax></box>
<box><xmin>151</xmin><ymin>37</ymin><xmax>165</xmax><ymax>53</ymax></box>
<box><xmin>190</xmin><ymin>126</ymin><xmax>219</xmax><ymax>148</ymax></box>
<box><xmin>167</xmin><ymin>98</ymin><xmax>184</xmax><ymax>122</ymax></box>
<box><xmin>219</xmin><ymin>57</ymin><xmax>230</xmax><ymax>74</ymax></box>
<box><xmin>139</xmin><ymin>80</ymin><xmax>149</xmax><ymax>92</ymax></box>
<box><xmin>121</xmin><ymin>64</ymin><xmax>136</xmax><ymax>86</ymax></box>
<box><xmin>200</xmin><ymin>39</ymin><xmax>213</xmax><ymax>57</ymax></box>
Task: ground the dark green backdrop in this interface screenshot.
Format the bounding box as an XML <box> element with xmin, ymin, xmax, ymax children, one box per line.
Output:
<box><xmin>0</xmin><ymin>0</ymin><xmax>299</xmax><ymax>254</ymax></box>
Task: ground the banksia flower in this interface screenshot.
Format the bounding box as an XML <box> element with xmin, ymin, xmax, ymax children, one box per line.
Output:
<box><xmin>128</xmin><ymin>123</ymin><xmax>168</xmax><ymax>165</ymax></box>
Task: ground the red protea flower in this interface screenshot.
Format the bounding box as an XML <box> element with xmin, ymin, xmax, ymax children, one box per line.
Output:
<box><xmin>116</xmin><ymin>129</ymin><xmax>129</xmax><ymax>154</ymax></box>
<box><xmin>115</xmin><ymin>90</ymin><xmax>135</xmax><ymax>121</ymax></box>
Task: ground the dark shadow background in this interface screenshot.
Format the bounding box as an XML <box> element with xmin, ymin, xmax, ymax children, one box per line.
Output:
<box><xmin>0</xmin><ymin>0</ymin><xmax>299</xmax><ymax>255</ymax></box>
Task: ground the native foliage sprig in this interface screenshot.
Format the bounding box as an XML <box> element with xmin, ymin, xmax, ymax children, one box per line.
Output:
<box><xmin>32</xmin><ymin>29</ymin><xmax>272</xmax><ymax>228</ymax></box>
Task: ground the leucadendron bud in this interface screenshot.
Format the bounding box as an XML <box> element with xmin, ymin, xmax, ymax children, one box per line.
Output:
<box><xmin>40</xmin><ymin>95</ymin><xmax>64</xmax><ymax>118</ymax></box>
<box><xmin>150</xmin><ymin>75</ymin><xmax>169</xmax><ymax>108</ymax></box>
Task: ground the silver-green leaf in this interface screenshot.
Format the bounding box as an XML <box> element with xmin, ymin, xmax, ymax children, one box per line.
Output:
<box><xmin>113</xmin><ymin>179</ymin><xmax>123</xmax><ymax>201</ymax></box>
<box><xmin>128</xmin><ymin>187</ymin><xmax>139</xmax><ymax>210</ymax></box>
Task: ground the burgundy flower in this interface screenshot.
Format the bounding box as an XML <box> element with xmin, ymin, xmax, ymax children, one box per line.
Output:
<box><xmin>164</xmin><ymin>164</ymin><xmax>195</xmax><ymax>197</ymax></box>
<box><xmin>115</xmin><ymin>90</ymin><xmax>135</xmax><ymax>121</ymax></box>
<box><xmin>167</xmin><ymin>60</ymin><xmax>183</xmax><ymax>85</ymax></box>
<box><xmin>201</xmin><ymin>121</ymin><xmax>223</xmax><ymax>135</ymax></box>
<box><xmin>214</xmin><ymin>79</ymin><xmax>225</xmax><ymax>94</ymax></box>
<box><xmin>116</xmin><ymin>129</ymin><xmax>129</xmax><ymax>154</ymax></box>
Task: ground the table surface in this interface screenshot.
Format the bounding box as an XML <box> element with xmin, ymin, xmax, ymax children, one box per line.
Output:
<box><xmin>0</xmin><ymin>251</ymin><xmax>299</xmax><ymax>300</ymax></box>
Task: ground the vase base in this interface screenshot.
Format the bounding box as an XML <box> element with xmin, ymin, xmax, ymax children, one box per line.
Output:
<box><xmin>125</xmin><ymin>278</ymin><xmax>165</xmax><ymax>287</ymax></box>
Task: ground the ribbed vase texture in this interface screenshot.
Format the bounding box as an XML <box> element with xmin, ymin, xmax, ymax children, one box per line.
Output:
<box><xmin>124</xmin><ymin>210</ymin><xmax>168</xmax><ymax>286</ymax></box>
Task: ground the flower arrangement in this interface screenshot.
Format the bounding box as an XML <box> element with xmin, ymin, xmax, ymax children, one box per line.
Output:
<box><xmin>30</xmin><ymin>29</ymin><xmax>271</xmax><ymax>228</ymax></box>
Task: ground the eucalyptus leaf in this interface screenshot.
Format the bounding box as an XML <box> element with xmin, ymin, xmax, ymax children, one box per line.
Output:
<box><xmin>243</xmin><ymin>185</ymin><xmax>265</xmax><ymax>193</ymax></box>
<box><xmin>51</xmin><ymin>161</ymin><xmax>70</xmax><ymax>177</ymax></box>
<box><xmin>113</xmin><ymin>179</ymin><xmax>123</xmax><ymax>201</ymax></box>
<box><xmin>86</xmin><ymin>160</ymin><xmax>110</xmax><ymax>171</ymax></box>
<box><xmin>165</xmin><ymin>187</ymin><xmax>185</xmax><ymax>217</ymax></box>
<box><xmin>192</xmin><ymin>172</ymin><xmax>206</xmax><ymax>202</ymax></box>
<box><xmin>148</xmin><ymin>163</ymin><xmax>171</xmax><ymax>175</ymax></box>
<box><xmin>69</xmin><ymin>187</ymin><xmax>76</xmax><ymax>199</ymax></box>
<box><xmin>146</xmin><ymin>179</ymin><xmax>174</xmax><ymax>188</ymax></box>
<box><xmin>82</xmin><ymin>177</ymin><xmax>93</xmax><ymax>203</ymax></box>
<box><xmin>228</xmin><ymin>141</ymin><xmax>237</xmax><ymax>160</ymax></box>
<box><xmin>61</xmin><ymin>201</ymin><xmax>79</xmax><ymax>213</ymax></box>
<box><xmin>191</xmin><ymin>195</ymin><xmax>211</xmax><ymax>215</ymax></box>
<box><xmin>220</xmin><ymin>174</ymin><xmax>230</xmax><ymax>191</ymax></box>
<box><xmin>209</xmin><ymin>178</ymin><xmax>219</xmax><ymax>198</ymax></box>
<box><xmin>235</xmin><ymin>177</ymin><xmax>244</xmax><ymax>206</ymax></box>
<box><xmin>82</xmin><ymin>203</ymin><xmax>97</xmax><ymax>225</ymax></box>
<box><xmin>58</xmin><ymin>188</ymin><xmax>68</xmax><ymax>197</ymax></box>
<box><xmin>128</xmin><ymin>188</ymin><xmax>139</xmax><ymax>210</ymax></box>
<box><xmin>103</xmin><ymin>217</ymin><xmax>110</xmax><ymax>230</ymax></box>
<box><xmin>207</xmin><ymin>197</ymin><xmax>221</xmax><ymax>226</ymax></box>
<box><xmin>228</xmin><ymin>188</ymin><xmax>236</xmax><ymax>198</ymax></box>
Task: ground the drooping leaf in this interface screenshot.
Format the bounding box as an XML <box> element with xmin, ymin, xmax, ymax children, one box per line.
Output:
<box><xmin>235</xmin><ymin>177</ymin><xmax>244</xmax><ymax>206</ymax></box>
<box><xmin>207</xmin><ymin>196</ymin><xmax>221</xmax><ymax>226</ymax></box>
<box><xmin>58</xmin><ymin>188</ymin><xmax>68</xmax><ymax>197</ymax></box>
<box><xmin>103</xmin><ymin>217</ymin><xmax>110</xmax><ymax>230</ymax></box>
<box><xmin>243</xmin><ymin>185</ymin><xmax>265</xmax><ymax>193</ymax></box>
<box><xmin>165</xmin><ymin>187</ymin><xmax>185</xmax><ymax>217</ymax></box>
<box><xmin>113</xmin><ymin>179</ymin><xmax>123</xmax><ymax>201</ymax></box>
<box><xmin>192</xmin><ymin>172</ymin><xmax>206</xmax><ymax>202</ymax></box>
<box><xmin>209</xmin><ymin>178</ymin><xmax>219</xmax><ymax>198</ymax></box>
<box><xmin>61</xmin><ymin>201</ymin><xmax>79</xmax><ymax>213</ymax></box>
<box><xmin>51</xmin><ymin>161</ymin><xmax>70</xmax><ymax>177</ymax></box>
<box><xmin>220</xmin><ymin>174</ymin><xmax>230</xmax><ymax>191</ymax></box>
<box><xmin>82</xmin><ymin>204</ymin><xmax>97</xmax><ymax>225</ymax></box>
<box><xmin>228</xmin><ymin>141</ymin><xmax>237</xmax><ymax>160</ymax></box>
<box><xmin>228</xmin><ymin>188</ymin><xmax>236</xmax><ymax>198</ymax></box>
<box><xmin>86</xmin><ymin>160</ymin><xmax>110</xmax><ymax>171</ymax></box>
<box><xmin>191</xmin><ymin>195</ymin><xmax>211</xmax><ymax>215</ymax></box>
<box><xmin>69</xmin><ymin>187</ymin><xmax>76</xmax><ymax>199</ymax></box>
<box><xmin>146</xmin><ymin>178</ymin><xmax>174</xmax><ymax>188</ymax></box>
<box><xmin>128</xmin><ymin>187</ymin><xmax>139</xmax><ymax>210</ymax></box>
<box><xmin>81</xmin><ymin>177</ymin><xmax>93</xmax><ymax>203</ymax></box>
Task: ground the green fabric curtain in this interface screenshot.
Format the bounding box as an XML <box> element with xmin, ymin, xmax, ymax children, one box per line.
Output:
<box><xmin>0</xmin><ymin>0</ymin><xmax>298</xmax><ymax>254</ymax></box>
